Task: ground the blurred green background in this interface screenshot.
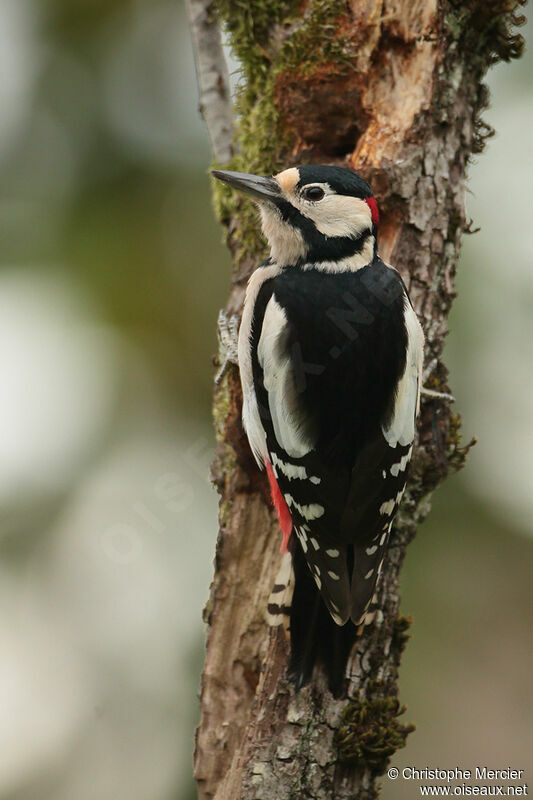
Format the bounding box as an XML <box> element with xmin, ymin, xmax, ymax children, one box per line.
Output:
<box><xmin>0</xmin><ymin>2</ymin><xmax>530</xmax><ymax>798</ymax></box>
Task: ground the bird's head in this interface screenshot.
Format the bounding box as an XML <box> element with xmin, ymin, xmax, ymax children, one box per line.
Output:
<box><xmin>212</xmin><ymin>165</ymin><xmax>378</xmax><ymax>269</ymax></box>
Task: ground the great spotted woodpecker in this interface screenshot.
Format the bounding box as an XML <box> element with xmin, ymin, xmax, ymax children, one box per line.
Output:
<box><xmin>212</xmin><ymin>165</ymin><xmax>424</xmax><ymax>695</ymax></box>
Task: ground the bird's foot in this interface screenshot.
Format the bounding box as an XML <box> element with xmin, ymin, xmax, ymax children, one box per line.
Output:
<box><xmin>421</xmin><ymin>386</ymin><xmax>455</xmax><ymax>402</ymax></box>
<box><xmin>422</xmin><ymin>358</ymin><xmax>455</xmax><ymax>401</ymax></box>
<box><xmin>215</xmin><ymin>309</ymin><xmax>240</xmax><ymax>384</ymax></box>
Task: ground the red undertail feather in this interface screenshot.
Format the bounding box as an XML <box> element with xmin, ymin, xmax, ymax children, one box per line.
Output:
<box><xmin>265</xmin><ymin>460</ymin><xmax>293</xmax><ymax>553</ymax></box>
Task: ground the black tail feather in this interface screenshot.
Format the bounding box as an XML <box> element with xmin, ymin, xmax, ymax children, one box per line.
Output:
<box><xmin>288</xmin><ymin>542</ymin><xmax>358</xmax><ymax>697</ymax></box>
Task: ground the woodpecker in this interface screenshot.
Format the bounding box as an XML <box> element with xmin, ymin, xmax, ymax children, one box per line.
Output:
<box><xmin>212</xmin><ymin>165</ymin><xmax>424</xmax><ymax>695</ymax></box>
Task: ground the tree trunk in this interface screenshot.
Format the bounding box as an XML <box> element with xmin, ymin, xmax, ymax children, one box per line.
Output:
<box><xmin>189</xmin><ymin>2</ymin><xmax>525</xmax><ymax>798</ymax></box>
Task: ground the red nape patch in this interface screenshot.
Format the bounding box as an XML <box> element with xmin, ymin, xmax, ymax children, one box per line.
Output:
<box><xmin>265</xmin><ymin>460</ymin><xmax>293</xmax><ymax>553</ymax></box>
<box><xmin>365</xmin><ymin>196</ymin><xmax>379</xmax><ymax>226</ymax></box>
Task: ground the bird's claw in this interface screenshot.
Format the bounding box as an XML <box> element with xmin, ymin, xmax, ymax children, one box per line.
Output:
<box><xmin>215</xmin><ymin>309</ymin><xmax>240</xmax><ymax>384</ymax></box>
<box><xmin>421</xmin><ymin>358</ymin><xmax>455</xmax><ymax>401</ymax></box>
<box><xmin>421</xmin><ymin>386</ymin><xmax>455</xmax><ymax>402</ymax></box>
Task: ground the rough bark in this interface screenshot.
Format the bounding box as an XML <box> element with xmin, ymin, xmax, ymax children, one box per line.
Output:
<box><xmin>191</xmin><ymin>2</ymin><xmax>525</xmax><ymax>798</ymax></box>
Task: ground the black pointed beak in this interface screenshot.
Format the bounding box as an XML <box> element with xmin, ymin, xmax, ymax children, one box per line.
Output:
<box><xmin>211</xmin><ymin>170</ymin><xmax>281</xmax><ymax>203</ymax></box>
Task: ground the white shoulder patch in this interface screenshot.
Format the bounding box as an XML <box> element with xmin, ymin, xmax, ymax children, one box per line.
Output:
<box><xmin>258</xmin><ymin>296</ymin><xmax>314</xmax><ymax>458</ymax></box>
<box><xmin>238</xmin><ymin>264</ymin><xmax>281</xmax><ymax>466</ymax></box>
<box><xmin>382</xmin><ymin>297</ymin><xmax>424</xmax><ymax>448</ymax></box>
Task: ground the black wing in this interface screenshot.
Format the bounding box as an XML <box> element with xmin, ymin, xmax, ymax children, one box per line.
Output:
<box><xmin>251</xmin><ymin>259</ymin><xmax>422</xmax><ymax>625</ymax></box>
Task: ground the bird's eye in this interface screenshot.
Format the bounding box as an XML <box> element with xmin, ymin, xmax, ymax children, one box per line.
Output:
<box><xmin>302</xmin><ymin>186</ymin><xmax>325</xmax><ymax>202</ymax></box>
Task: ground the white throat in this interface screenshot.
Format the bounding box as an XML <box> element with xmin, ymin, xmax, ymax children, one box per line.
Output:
<box><xmin>259</xmin><ymin>205</ymin><xmax>308</xmax><ymax>266</ymax></box>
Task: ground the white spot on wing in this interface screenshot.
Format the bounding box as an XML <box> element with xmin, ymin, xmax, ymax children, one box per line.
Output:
<box><xmin>285</xmin><ymin>495</ymin><xmax>324</xmax><ymax>520</ymax></box>
<box><xmin>366</xmin><ymin>545</ymin><xmax>378</xmax><ymax>556</ymax></box>
<box><xmin>328</xmin><ymin>571</ymin><xmax>340</xmax><ymax>581</ymax></box>
<box><xmin>297</xmin><ymin>527</ymin><xmax>308</xmax><ymax>553</ymax></box>
<box><xmin>326</xmin><ymin>549</ymin><xmax>339</xmax><ymax>558</ymax></box>
<box><xmin>390</xmin><ymin>447</ymin><xmax>412</xmax><ymax>477</ymax></box>
<box><xmin>271</xmin><ymin>452</ymin><xmax>308</xmax><ymax>481</ymax></box>
<box><xmin>270</xmin><ymin>453</ymin><xmax>322</xmax><ymax>485</ymax></box>
<box><xmin>379</xmin><ymin>498</ymin><xmax>396</xmax><ymax>515</ymax></box>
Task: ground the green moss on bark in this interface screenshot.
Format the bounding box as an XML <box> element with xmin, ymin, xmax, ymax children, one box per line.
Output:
<box><xmin>335</xmin><ymin>683</ymin><xmax>415</xmax><ymax>773</ymax></box>
<box><xmin>212</xmin><ymin>0</ymin><xmax>362</xmax><ymax>264</ymax></box>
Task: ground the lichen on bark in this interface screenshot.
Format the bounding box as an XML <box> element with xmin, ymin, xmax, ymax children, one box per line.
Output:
<box><xmin>192</xmin><ymin>2</ymin><xmax>526</xmax><ymax>798</ymax></box>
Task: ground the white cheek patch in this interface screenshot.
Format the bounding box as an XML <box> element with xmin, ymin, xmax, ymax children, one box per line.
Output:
<box><xmin>299</xmin><ymin>195</ymin><xmax>372</xmax><ymax>239</ymax></box>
